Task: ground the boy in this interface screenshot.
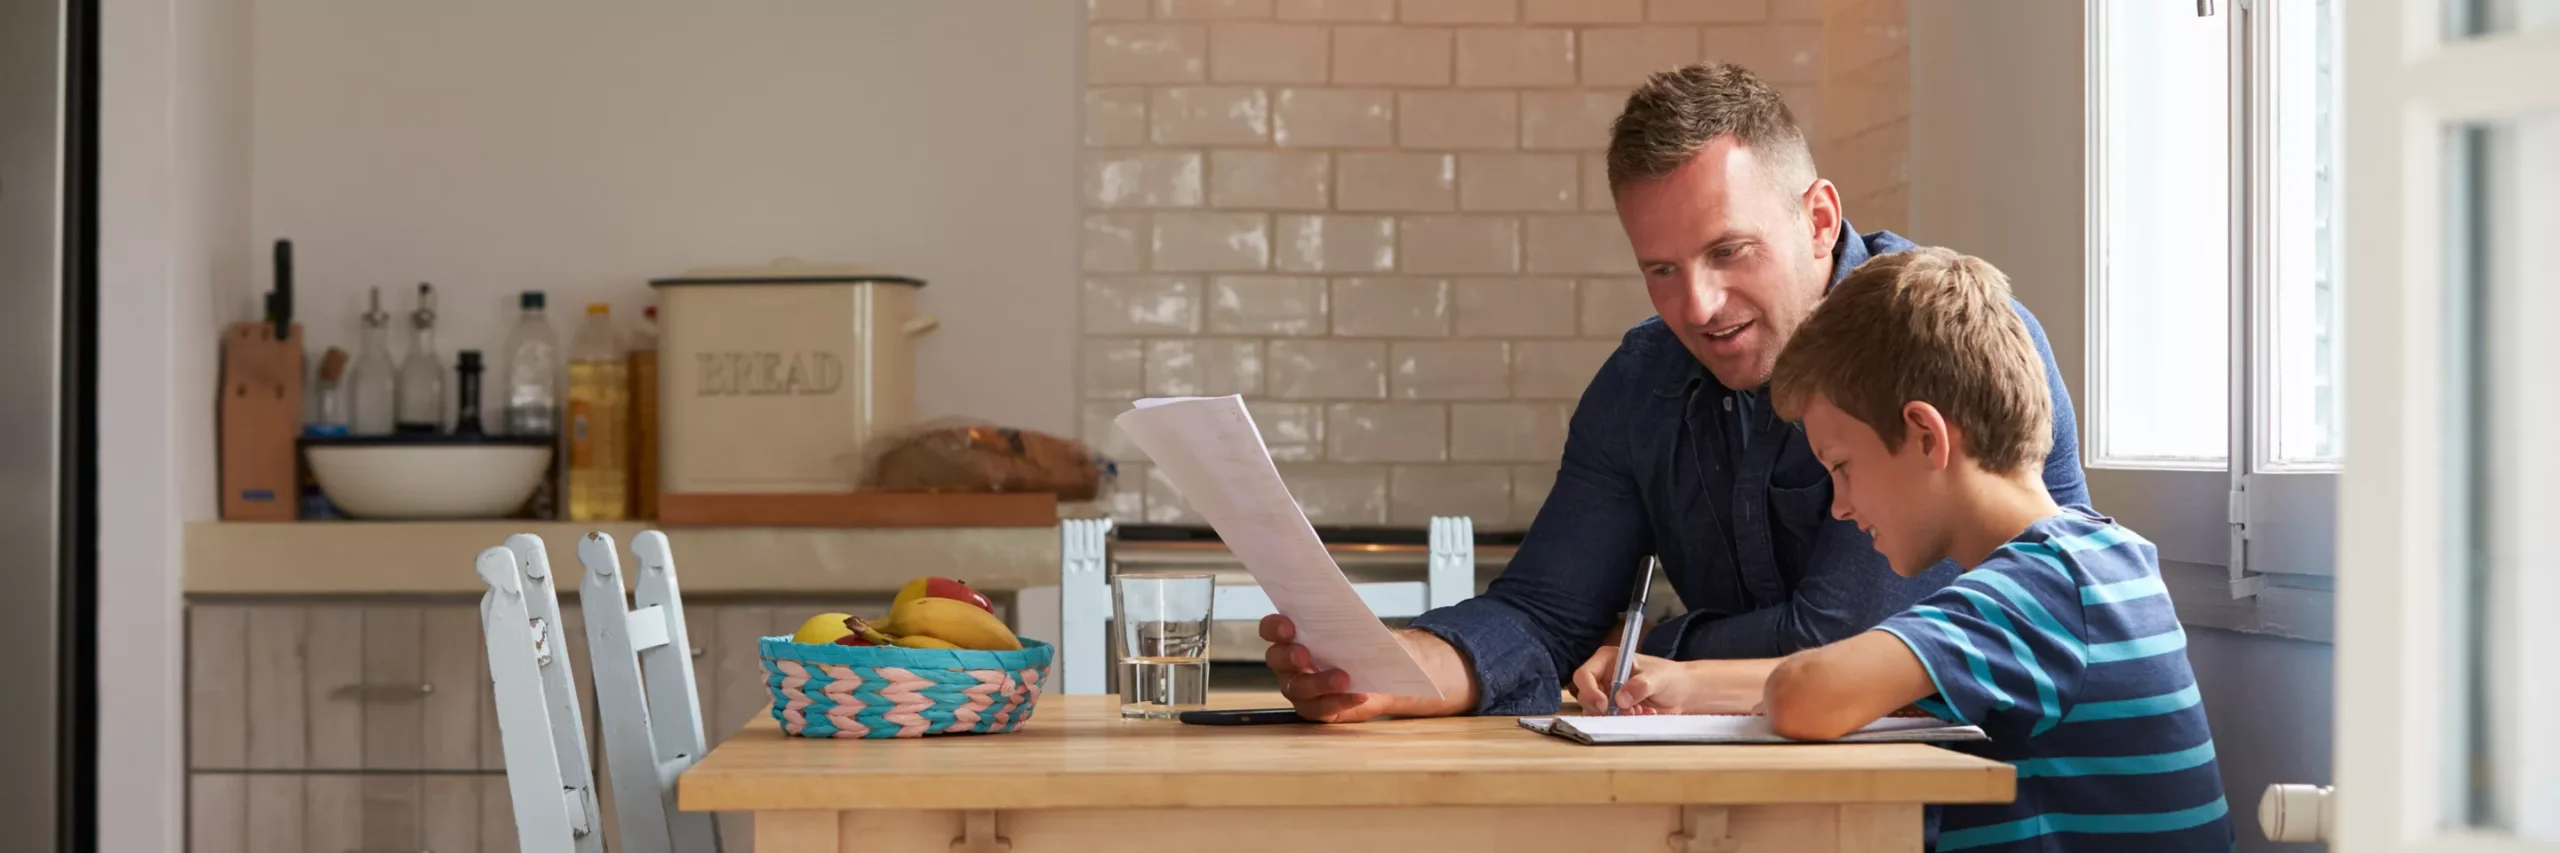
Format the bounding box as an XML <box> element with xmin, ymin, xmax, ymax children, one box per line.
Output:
<box><xmin>1757</xmin><ymin>247</ymin><xmax>2233</xmax><ymax>851</ymax></box>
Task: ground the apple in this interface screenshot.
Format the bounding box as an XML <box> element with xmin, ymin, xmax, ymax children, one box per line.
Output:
<box><xmin>893</xmin><ymin>576</ymin><xmax>994</xmax><ymax>615</ymax></box>
<box><xmin>833</xmin><ymin>633</ymin><xmax>879</xmax><ymax>647</ymax></box>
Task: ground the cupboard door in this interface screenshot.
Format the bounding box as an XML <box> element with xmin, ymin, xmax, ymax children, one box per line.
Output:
<box><xmin>188</xmin><ymin>773</ymin><xmax>244</xmax><ymax>853</ymax></box>
<box><xmin>244</xmin><ymin>776</ymin><xmax>303</xmax><ymax>853</ymax></box>
<box><xmin>422</xmin><ymin>606</ymin><xmax>484</xmax><ymax>770</ymax></box>
<box><xmin>189</xmin><ymin>606</ymin><xmax>248</xmax><ymax>770</ymax></box>
<box><xmin>244</xmin><ymin>606</ymin><xmax>309</xmax><ymax>769</ymax></box>
<box><xmin>359</xmin><ymin>776</ymin><xmax>423</xmax><ymax>853</ymax></box>
<box><xmin>423</xmin><ymin>775</ymin><xmax>480</xmax><ymax>853</ymax></box>
<box><xmin>480</xmin><ymin>776</ymin><xmax>519</xmax><ymax>853</ymax></box>
<box><xmin>305</xmin><ymin>608</ymin><xmax>366</xmax><ymax>770</ymax></box>
<box><xmin>361</xmin><ymin>607</ymin><xmax>427</xmax><ymax>771</ymax></box>
<box><xmin>303</xmin><ymin>774</ymin><xmax>360</xmax><ymax>853</ymax></box>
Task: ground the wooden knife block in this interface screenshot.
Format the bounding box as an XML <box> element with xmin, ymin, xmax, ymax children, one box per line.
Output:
<box><xmin>219</xmin><ymin>321</ymin><xmax>303</xmax><ymax>521</ymax></box>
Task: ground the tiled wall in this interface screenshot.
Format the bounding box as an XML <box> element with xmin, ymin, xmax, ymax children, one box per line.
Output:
<box><xmin>1080</xmin><ymin>0</ymin><xmax>1908</xmax><ymax>531</ymax></box>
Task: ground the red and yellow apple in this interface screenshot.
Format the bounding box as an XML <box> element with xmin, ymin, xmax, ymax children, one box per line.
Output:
<box><xmin>893</xmin><ymin>576</ymin><xmax>993</xmax><ymax>615</ymax></box>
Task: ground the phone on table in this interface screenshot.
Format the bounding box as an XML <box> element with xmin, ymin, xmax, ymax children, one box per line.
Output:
<box><xmin>1176</xmin><ymin>708</ymin><xmax>1317</xmax><ymax>726</ymax></box>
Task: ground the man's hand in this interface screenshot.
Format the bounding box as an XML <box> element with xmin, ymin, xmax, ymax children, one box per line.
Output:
<box><xmin>1570</xmin><ymin>644</ymin><xmax>1781</xmax><ymax>716</ymax></box>
<box><xmin>1260</xmin><ymin>615</ymin><xmax>1477</xmax><ymax>723</ymax></box>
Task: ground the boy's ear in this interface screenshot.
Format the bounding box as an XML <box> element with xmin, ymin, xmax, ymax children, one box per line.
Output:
<box><xmin>1901</xmin><ymin>401</ymin><xmax>1953</xmax><ymax>471</ymax></box>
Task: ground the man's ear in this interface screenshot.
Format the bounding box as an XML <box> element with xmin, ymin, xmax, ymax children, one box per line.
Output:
<box><xmin>1801</xmin><ymin>178</ymin><xmax>1843</xmax><ymax>259</ymax></box>
<box><xmin>1902</xmin><ymin>401</ymin><xmax>1953</xmax><ymax>471</ymax></box>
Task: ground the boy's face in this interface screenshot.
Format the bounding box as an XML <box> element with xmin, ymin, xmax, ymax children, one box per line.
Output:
<box><xmin>1799</xmin><ymin>394</ymin><xmax>1948</xmax><ymax>577</ymax></box>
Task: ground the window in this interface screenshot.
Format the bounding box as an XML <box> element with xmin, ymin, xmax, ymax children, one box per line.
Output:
<box><xmin>2086</xmin><ymin>0</ymin><xmax>2339</xmax><ymax>586</ymax></box>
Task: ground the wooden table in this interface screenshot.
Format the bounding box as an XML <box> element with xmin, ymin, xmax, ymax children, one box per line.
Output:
<box><xmin>678</xmin><ymin>694</ymin><xmax>2015</xmax><ymax>853</ymax></box>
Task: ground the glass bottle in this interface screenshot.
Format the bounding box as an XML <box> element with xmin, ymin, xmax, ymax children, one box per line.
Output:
<box><xmin>394</xmin><ymin>282</ymin><xmax>445</xmax><ymax>434</ymax></box>
<box><xmin>348</xmin><ymin>288</ymin><xmax>397</xmax><ymax>436</ymax></box>
<box><xmin>566</xmin><ymin>303</ymin><xmax>629</xmax><ymax>521</ymax></box>
<box><xmin>453</xmin><ymin>350</ymin><xmax>486</xmax><ymax>436</ymax></box>
<box><xmin>502</xmin><ymin>291</ymin><xmax>561</xmax><ymax>437</ymax></box>
<box><xmin>626</xmin><ymin>306</ymin><xmax>660</xmax><ymax>519</ymax></box>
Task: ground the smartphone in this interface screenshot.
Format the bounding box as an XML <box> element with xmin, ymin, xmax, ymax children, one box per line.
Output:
<box><xmin>1175</xmin><ymin>707</ymin><xmax>1316</xmax><ymax>726</ymax></box>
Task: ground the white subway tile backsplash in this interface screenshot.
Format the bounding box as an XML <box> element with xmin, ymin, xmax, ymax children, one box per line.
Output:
<box><xmin>1580</xmin><ymin>27</ymin><xmax>1701</xmax><ymax>86</ymax></box>
<box><xmin>1104</xmin><ymin>461</ymin><xmax>1149</xmax><ymax>523</ymax></box>
<box><xmin>1085</xmin><ymin>339</ymin><xmax>1147</xmax><ymax>399</ymax></box>
<box><xmin>1525</xmin><ymin>0</ymin><xmax>1643</xmax><ymax>22</ymax></box>
<box><xmin>1086</xmin><ymin>89</ymin><xmax>1150</xmax><ymax>147</ymax></box>
<box><xmin>1084</xmin><ymin>277</ymin><xmax>1203</xmax><ymax>335</ymax></box>
<box><xmin>1456</xmin><ymin>29</ymin><xmax>1578</xmax><ymax>87</ymax></box>
<box><xmin>1276</xmin><ymin>214</ymin><xmax>1399</xmax><ymax>272</ymax></box>
<box><xmin>1275</xmin><ymin>465</ymin><xmax>1390</xmax><ymax>524</ymax></box>
<box><xmin>1331</xmin><ymin>278</ymin><xmax>1451</xmax><ymax>337</ymax></box>
<box><xmin>1647</xmin><ymin>0</ymin><xmax>1769</xmax><ymax>23</ymax></box>
<box><xmin>1399</xmin><ymin>216</ymin><xmax>1522</xmax><ymax>274</ymax></box>
<box><xmin>1151</xmin><ymin>87</ymin><xmax>1272</xmax><ymax>145</ymax></box>
<box><xmin>1273</xmin><ymin>89</ymin><xmax>1397</xmax><ymax>147</ymax></box>
<box><xmin>1458</xmin><ymin>152</ymin><xmax>1579</xmax><ymax>211</ymax></box>
<box><xmin>1278</xmin><ymin>0</ymin><xmax>1396</xmax><ymax>19</ymax></box>
<box><xmin>1400</xmin><ymin>0</ymin><xmax>1519</xmax><ymax>23</ymax></box>
<box><xmin>1250</xmin><ymin>401</ymin><xmax>1327</xmax><ymax>460</ymax></box>
<box><xmin>1326</xmin><ymin>403</ymin><xmax>1450</xmax><ymax>462</ymax></box>
<box><xmin>1086</xmin><ymin>401</ymin><xmax>1154</xmax><ymax>462</ymax></box>
<box><xmin>1086</xmin><ymin>150</ymin><xmax>1205</xmax><ymax>208</ymax></box>
<box><xmin>1398</xmin><ymin>92</ymin><xmax>1520</xmax><ymax>150</ymax></box>
<box><xmin>1390</xmin><ymin>465</ymin><xmax>1514</xmax><ymax>526</ymax></box>
<box><xmin>1212</xmin><ymin>22</ymin><xmax>1332</xmax><ymax>82</ymax></box>
<box><xmin>1146</xmin><ymin>339</ymin><xmax>1265</xmax><ymax>396</ymax></box>
<box><xmin>1211</xmin><ymin>151</ymin><xmax>1331</xmax><ymax>210</ymax></box>
<box><xmin>1453</xmin><ymin>277</ymin><xmax>1577</xmax><ymax>337</ymax></box>
<box><xmin>1577</xmin><ymin>277</ymin><xmax>1656</xmax><ymax>336</ymax></box>
<box><xmin>1089</xmin><ymin>25</ymin><xmax>1211</xmax><ymax>84</ymax></box>
<box><xmin>1511</xmin><ymin>339</ymin><xmax>1619</xmax><ymax>398</ymax></box>
<box><xmin>1700</xmin><ymin>24</ymin><xmax>1820</xmax><ymax>85</ymax></box>
<box><xmin>1511</xmin><ymin>463</ymin><xmax>1558</xmax><ymax>522</ymax></box>
<box><xmin>1392</xmin><ymin>340</ymin><xmax>1511</xmax><ymax>399</ymax></box>
<box><xmin>1521</xmin><ymin>90</ymin><xmax>1623</xmax><ymax>150</ymax></box>
<box><xmin>1210</xmin><ymin>275</ymin><xmax>1330</xmax><ymax>335</ymax></box>
<box><xmin>1525</xmin><ymin>214</ymin><xmax>1634</xmax><ymax>274</ymax></box>
<box><xmin>1085</xmin><ymin>213</ymin><xmax>1149</xmax><ymax>273</ymax></box>
<box><xmin>1144</xmin><ymin>466</ymin><xmax>1205</xmax><ymax>523</ymax></box>
<box><xmin>1450</xmin><ymin>402</ymin><xmax>1571</xmax><ymax>461</ymax></box>
<box><xmin>1334</xmin><ymin>26</ymin><xmax>1455</xmax><ymax>86</ymax></box>
<box><xmin>1268</xmin><ymin>339</ymin><xmax>1389</xmax><ymax>399</ymax></box>
<box><xmin>1157</xmin><ymin>0</ymin><xmax>1275</xmax><ymax>17</ymax></box>
<box><xmin>1090</xmin><ymin>0</ymin><xmax>1153</xmax><ymax>22</ymax></box>
<box><xmin>1336</xmin><ymin>153</ymin><xmax>1458</xmax><ymax>212</ymax></box>
<box><xmin>1153</xmin><ymin>212</ymin><xmax>1273</xmax><ymax>272</ymax></box>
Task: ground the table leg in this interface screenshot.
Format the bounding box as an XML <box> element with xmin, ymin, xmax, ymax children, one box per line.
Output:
<box><xmin>1834</xmin><ymin>804</ymin><xmax>1926</xmax><ymax>853</ymax></box>
<box><xmin>751</xmin><ymin>810</ymin><xmax>838</xmax><ymax>853</ymax></box>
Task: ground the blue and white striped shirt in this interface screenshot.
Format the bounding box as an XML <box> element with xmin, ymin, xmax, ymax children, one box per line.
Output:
<box><xmin>1875</xmin><ymin>509</ymin><xmax>2233</xmax><ymax>852</ymax></box>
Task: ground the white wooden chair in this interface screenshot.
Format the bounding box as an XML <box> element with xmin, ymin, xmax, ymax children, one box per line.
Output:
<box><xmin>479</xmin><ymin>531</ymin><xmax>721</xmax><ymax>853</ymax></box>
<box><xmin>475</xmin><ymin>534</ymin><xmax>606</xmax><ymax>853</ymax></box>
<box><xmin>576</xmin><ymin>531</ymin><xmax>719</xmax><ymax>853</ymax></box>
<box><xmin>1036</xmin><ymin>515</ymin><xmax>1481</xmax><ymax>695</ymax></box>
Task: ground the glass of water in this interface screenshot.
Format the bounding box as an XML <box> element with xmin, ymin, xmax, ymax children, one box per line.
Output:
<box><xmin>1114</xmin><ymin>572</ymin><xmax>1215</xmax><ymax>720</ymax></box>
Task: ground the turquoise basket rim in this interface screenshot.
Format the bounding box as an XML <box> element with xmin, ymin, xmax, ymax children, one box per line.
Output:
<box><xmin>759</xmin><ymin>635</ymin><xmax>1054</xmax><ymax>670</ymax></box>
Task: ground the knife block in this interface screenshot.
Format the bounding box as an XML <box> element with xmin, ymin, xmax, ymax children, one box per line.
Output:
<box><xmin>219</xmin><ymin>321</ymin><xmax>303</xmax><ymax>521</ymax></box>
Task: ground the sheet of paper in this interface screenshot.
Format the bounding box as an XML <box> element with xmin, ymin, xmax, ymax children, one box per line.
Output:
<box><xmin>1535</xmin><ymin>713</ymin><xmax>1986</xmax><ymax>745</ymax></box>
<box><xmin>1114</xmin><ymin>395</ymin><xmax>1443</xmax><ymax>698</ymax></box>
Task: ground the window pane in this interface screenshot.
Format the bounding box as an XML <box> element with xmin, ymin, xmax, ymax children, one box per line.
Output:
<box><xmin>2447</xmin><ymin>113</ymin><xmax>2560</xmax><ymax>840</ymax></box>
<box><xmin>2266</xmin><ymin>0</ymin><xmax>2345</xmax><ymax>466</ymax></box>
<box><xmin>2094</xmin><ymin>1</ymin><xmax>2228</xmax><ymax>465</ymax></box>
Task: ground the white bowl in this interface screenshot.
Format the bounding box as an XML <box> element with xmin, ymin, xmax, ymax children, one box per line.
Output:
<box><xmin>306</xmin><ymin>439</ymin><xmax>555</xmax><ymax>520</ymax></box>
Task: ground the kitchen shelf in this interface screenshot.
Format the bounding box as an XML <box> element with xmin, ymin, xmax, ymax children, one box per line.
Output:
<box><xmin>183</xmin><ymin>519</ymin><xmax>1066</xmax><ymax>596</ymax></box>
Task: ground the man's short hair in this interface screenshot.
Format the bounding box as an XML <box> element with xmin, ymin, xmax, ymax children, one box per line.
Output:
<box><xmin>1606</xmin><ymin>62</ymin><xmax>1817</xmax><ymax>199</ymax></box>
<box><xmin>1769</xmin><ymin>247</ymin><xmax>2054</xmax><ymax>475</ymax></box>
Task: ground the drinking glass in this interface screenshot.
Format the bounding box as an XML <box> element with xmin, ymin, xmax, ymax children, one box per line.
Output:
<box><xmin>1113</xmin><ymin>572</ymin><xmax>1215</xmax><ymax>719</ymax></box>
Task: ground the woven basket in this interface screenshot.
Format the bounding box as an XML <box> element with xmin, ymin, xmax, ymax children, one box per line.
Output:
<box><xmin>759</xmin><ymin>636</ymin><xmax>1054</xmax><ymax>739</ymax></box>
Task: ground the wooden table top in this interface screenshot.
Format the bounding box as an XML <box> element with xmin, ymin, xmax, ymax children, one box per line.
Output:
<box><xmin>677</xmin><ymin>694</ymin><xmax>2015</xmax><ymax>812</ymax></box>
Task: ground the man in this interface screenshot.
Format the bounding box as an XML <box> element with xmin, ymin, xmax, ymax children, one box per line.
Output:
<box><xmin>1260</xmin><ymin>63</ymin><xmax>2090</xmax><ymax>721</ymax></box>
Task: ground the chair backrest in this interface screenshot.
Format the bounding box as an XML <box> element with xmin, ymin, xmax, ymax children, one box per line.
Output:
<box><xmin>476</xmin><ymin>534</ymin><xmax>606</xmax><ymax>853</ymax></box>
<box><xmin>1050</xmin><ymin>515</ymin><xmax>1479</xmax><ymax>695</ymax></box>
<box><xmin>578</xmin><ymin>531</ymin><xmax>720</xmax><ymax>853</ymax></box>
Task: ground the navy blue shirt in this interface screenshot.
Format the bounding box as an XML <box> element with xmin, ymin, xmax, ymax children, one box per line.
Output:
<box><xmin>1408</xmin><ymin>225</ymin><xmax>2092</xmax><ymax>714</ymax></box>
<box><xmin>1876</xmin><ymin>509</ymin><xmax>2233</xmax><ymax>851</ymax></box>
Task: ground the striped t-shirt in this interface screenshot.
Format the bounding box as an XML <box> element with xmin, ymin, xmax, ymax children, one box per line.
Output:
<box><xmin>1874</xmin><ymin>509</ymin><xmax>2233</xmax><ymax>852</ymax></box>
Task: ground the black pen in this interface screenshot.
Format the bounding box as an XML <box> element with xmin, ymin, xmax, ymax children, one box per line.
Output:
<box><xmin>1604</xmin><ymin>556</ymin><xmax>1659</xmax><ymax>716</ymax></box>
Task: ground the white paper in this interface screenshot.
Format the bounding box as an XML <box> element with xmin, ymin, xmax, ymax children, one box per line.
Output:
<box><xmin>1114</xmin><ymin>395</ymin><xmax>1443</xmax><ymax>698</ymax></box>
<box><xmin>1532</xmin><ymin>714</ymin><xmax>1987</xmax><ymax>745</ymax></box>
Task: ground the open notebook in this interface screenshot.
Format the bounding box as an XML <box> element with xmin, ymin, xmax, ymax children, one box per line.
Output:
<box><xmin>1518</xmin><ymin>714</ymin><xmax>1988</xmax><ymax>746</ymax></box>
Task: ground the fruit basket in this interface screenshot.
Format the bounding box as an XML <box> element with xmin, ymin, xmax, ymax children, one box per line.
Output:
<box><xmin>759</xmin><ymin>636</ymin><xmax>1055</xmax><ymax>739</ymax></box>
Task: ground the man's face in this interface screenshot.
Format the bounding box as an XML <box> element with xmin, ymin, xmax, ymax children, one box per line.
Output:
<box><xmin>1801</xmin><ymin>395</ymin><xmax>1948</xmax><ymax>577</ymax></box>
<box><xmin>1614</xmin><ymin>138</ymin><xmax>1836</xmax><ymax>391</ymax></box>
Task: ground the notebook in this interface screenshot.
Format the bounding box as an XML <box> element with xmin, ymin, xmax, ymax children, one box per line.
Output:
<box><xmin>1517</xmin><ymin>714</ymin><xmax>1988</xmax><ymax>745</ymax></box>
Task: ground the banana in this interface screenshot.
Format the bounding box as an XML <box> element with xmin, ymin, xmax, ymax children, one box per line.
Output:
<box><xmin>891</xmin><ymin>634</ymin><xmax>962</xmax><ymax>650</ymax></box>
<box><xmin>886</xmin><ymin>596</ymin><xmax>1023</xmax><ymax>651</ymax></box>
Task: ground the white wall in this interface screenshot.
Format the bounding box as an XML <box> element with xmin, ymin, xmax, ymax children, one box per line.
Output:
<box><xmin>249</xmin><ymin>0</ymin><xmax>1082</xmax><ymax>435</ymax></box>
<box><xmin>1907</xmin><ymin>5</ymin><xmax>2332</xmax><ymax>849</ymax></box>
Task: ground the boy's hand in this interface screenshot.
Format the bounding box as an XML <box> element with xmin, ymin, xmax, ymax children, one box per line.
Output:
<box><xmin>1569</xmin><ymin>646</ymin><xmax>1694</xmax><ymax>714</ymax></box>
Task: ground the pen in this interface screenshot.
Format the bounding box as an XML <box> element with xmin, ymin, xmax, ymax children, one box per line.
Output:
<box><xmin>1604</xmin><ymin>556</ymin><xmax>1659</xmax><ymax>716</ymax></box>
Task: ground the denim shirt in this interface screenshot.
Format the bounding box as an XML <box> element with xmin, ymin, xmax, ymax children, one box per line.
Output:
<box><xmin>1407</xmin><ymin>225</ymin><xmax>2092</xmax><ymax>715</ymax></box>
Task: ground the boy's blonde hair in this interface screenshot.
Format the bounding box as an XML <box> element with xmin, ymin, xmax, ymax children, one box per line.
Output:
<box><xmin>1769</xmin><ymin>247</ymin><xmax>2052</xmax><ymax>475</ymax></box>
